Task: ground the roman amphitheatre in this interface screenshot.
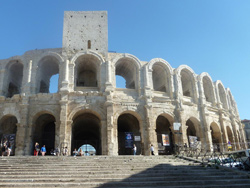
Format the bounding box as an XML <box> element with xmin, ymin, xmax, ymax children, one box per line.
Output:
<box><xmin>0</xmin><ymin>11</ymin><xmax>246</xmax><ymax>156</ymax></box>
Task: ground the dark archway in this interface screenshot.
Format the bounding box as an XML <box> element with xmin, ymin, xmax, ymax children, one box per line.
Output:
<box><xmin>72</xmin><ymin>113</ymin><xmax>101</xmax><ymax>155</ymax></box>
<box><xmin>0</xmin><ymin>115</ymin><xmax>17</xmax><ymax>155</ymax></box>
<box><xmin>32</xmin><ymin>114</ymin><xmax>56</xmax><ymax>155</ymax></box>
<box><xmin>186</xmin><ymin>119</ymin><xmax>200</xmax><ymax>148</ymax></box>
<box><xmin>4</xmin><ymin>61</ymin><xmax>23</xmax><ymax>98</ymax></box>
<box><xmin>117</xmin><ymin>113</ymin><xmax>141</xmax><ymax>155</ymax></box>
<box><xmin>210</xmin><ymin>123</ymin><xmax>222</xmax><ymax>152</ymax></box>
<box><xmin>156</xmin><ymin>115</ymin><xmax>174</xmax><ymax>155</ymax></box>
<box><xmin>227</xmin><ymin>126</ymin><xmax>234</xmax><ymax>151</ymax></box>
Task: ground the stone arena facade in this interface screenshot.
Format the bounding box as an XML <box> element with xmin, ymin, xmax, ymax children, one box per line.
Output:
<box><xmin>0</xmin><ymin>11</ymin><xmax>246</xmax><ymax>156</ymax></box>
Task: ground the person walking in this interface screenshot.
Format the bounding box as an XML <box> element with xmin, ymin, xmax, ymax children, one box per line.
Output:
<box><xmin>1</xmin><ymin>142</ymin><xmax>6</xmax><ymax>156</ymax></box>
<box><xmin>150</xmin><ymin>144</ymin><xmax>155</xmax><ymax>155</ymax></box>
<box><xmin>35</xmin><ymin>142</ymin><xmax>40</xmax><ymax>156</ymax></box>
<box><xmin>132</xmin><ymin>144</ymin><xmax>137</xmax><ymax>156</ymax></box>
<box><xmin>41</xmin><ymin>145</ymin><xmax>46</xmax><ymax>156</ymax></box>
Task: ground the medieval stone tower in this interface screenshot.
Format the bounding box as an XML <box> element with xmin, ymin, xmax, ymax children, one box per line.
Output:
<box><xmin>0</xmin><ymin>11</ymin><xmax>246</xmax><ymax>156</ymax></box>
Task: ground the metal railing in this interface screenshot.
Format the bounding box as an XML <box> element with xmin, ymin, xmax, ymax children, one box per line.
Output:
<box><xmin>175</xmin><ymin>142</ymin><xmax>250</xmax><ymax>171</ymax></box>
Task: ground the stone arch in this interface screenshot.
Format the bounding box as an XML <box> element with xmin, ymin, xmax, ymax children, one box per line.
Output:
<box><xmin>176</xmin><ymin>65</ymin><xmax>198</xmax><ymax>103</ymax></box>
<box><xmin>3</xmin><ymin>59</ymin><xmax>24</xmax><ymax>98</ymax></box>
<box><xmin>215</xmin><ymin>81</ymin><xmax>228</xmax><ymax>109</ymax></box>
<box><xmin>116</xmin><ymin>110</ymin><xmax>143</xmax><ymax>155</ymax></box>
<box><xmin>185</xmin><ymin>117</ymin><xmax>202</xmax><ymax>147</ymax></box>
<box><xmin>148</xmin><ymin>58</ymin><xmax>173</xmax><ymax>95</ymax></box>
<box><xmin>71</xmin><ymin>110</ymin><xmax>102</xmax><ymax>155</ymax></box>
<box><xmin>72</xmin><ymin>53</ymin><xmax>102</xmax><ymax>88</ymax></box>
<box><xmin>226</xmin><ymin>89</ymin><xmax>236</xmax><ymax>112</ymax></box>
<box><xmin>155</xmin><ymin>113</ymin><xmax>175</xmax><ymax>155</ymax></box>
<box><xmin>31</xmin><ymin>112</ymin><xmax>57</xmax><ymax>155</ymax></box>
<box><xmin>226</xmin><ymin>126</ymin><xmax>234</xmax><ymax>150</ymax></box>
<box><xmin>36</xmin><ymin>55</ymin><xmax>60</xmax><ymax>93</ymax></box>
<box><xmin>0</xmin><ymin>115</ymin><xmax>18</xmax><ymax>155</ymax></box>
<box><xmin>210</xmin><ymin>122</ymin><xmax>222</xmax><ymax>152</ymax></box>
<box><xmin>237</xmin><ymin>129</ymin><xmax>242</xmax><ymax>148</ymax></box>
<box><xmin>114</xmin><ymin>54</ymin><xmax>141</xmax><ymax>89</ymax></box>
<box><xmin>199</xmin><ymin>72</ymin><xmax>216</xmax><ymax>104</ymax></box>
<box><xmin>69</xmin><ymin>107</ymin><xmax>103</xmax><ymax>122</ymax></box>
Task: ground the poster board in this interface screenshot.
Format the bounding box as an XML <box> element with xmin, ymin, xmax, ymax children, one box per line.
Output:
<box><xmin>162</xmin><ymin>134</ymin><xmax>170</xmax><ymax>146</ymax></box>
<box><xmin>189</xmin><ymin>136</ymin><xmax>198</xmax><ymax>148</ymax></box>
<box><xmin>125</xmin><ymin>132</ymin><xmax>133</xmax><ymax>148</ymax></box>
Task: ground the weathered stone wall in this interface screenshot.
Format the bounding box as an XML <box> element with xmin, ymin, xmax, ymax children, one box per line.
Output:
<box><xmin>0</xmin><ymin>11</ymin><xmax>246</xmax><ymax>156</ymax></box>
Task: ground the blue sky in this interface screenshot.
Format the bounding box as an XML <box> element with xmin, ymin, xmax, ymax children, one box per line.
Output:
<box><xmin>0</xmin><ymin>1</ymin><xmax>250</xmax><ymax>119</ymax></box>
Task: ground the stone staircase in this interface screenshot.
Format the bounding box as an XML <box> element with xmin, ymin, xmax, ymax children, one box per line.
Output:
<box><xmin>0</xmin><ymin>155</ymin><xmax>250</xmax><ymax>188</ymax></box>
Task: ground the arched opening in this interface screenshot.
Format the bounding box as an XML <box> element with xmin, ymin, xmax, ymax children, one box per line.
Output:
<box><xmin>117</xmin><ymin>113</ymin><xmax>141</xmax><ymax>155</ymax></box>
<box><xmin>37</xmin><ymin>56</ymin><xmax>59</xmax><ymax>93</ymax></box>
<box><xmin>49</xmin><ymin>74</ymin><xmax>59</xmax><ymax>93</ymax></box>
<box><xmin>75</xmin><ymin>55</ymin><xmax>100</xmax><ymax>87</ymax></box>
<box><xmin>4</xmin><ymin>60</ymin><xmax>23</xmax><ymax>98</ymax></box>
<box><xmin>115</xmin><ymin>75</ymin><xmax>126</xmax><ymax>88</ymax></box>
<box><xmin>218</xmin><ymin>84</ymin><xmax>228</xmax><ymax>109</ymax></box>
<box><xmin>156</xmin><ymin>115</ymin><xmax>174</xmax><ymax>155</ymax></box>
<box><xmin>0</xmin><ymin>116</ymin><xmax>17</xmax><ymax>156</ymax></box>
<box><xmin>226</xmin><ymin>126</ymin><xmax>234</xmax><ymax>151</ymax></box>
<box><xmin>186</xmin><ymin>118</ymin><xmax>201</xmax><ymax>148</ymax></box>
<box><xmin>202</xmin><ymin>76</ymin><xmax>214</xmax><ymax>103</ymax></box>
<box><xmin>210</xmin><ymin>123</ymin><xmax>222</xmax><ymax>152</ymax></box>
<box><xmin>71</xmin><ymin>113</ymin><xmax>101</xmax><ymax>155</ymax></box>
<box><xmin>152</xmin><ymin>63</ymin><xmax>168</xmax><ymax>92</ymax></box>
<box><xmin>228</xmin><ymin>91</ymin><xmax>236</xmax><ymax>112</ymax></box>
<box><xmin>115</xmin><ymin>58</ymin><xmax>138</xmax><ymax>89</ymax></box>
<box><xmin>32</xmin><ymin>114</ymin><xmax>56</xmax><ymax>155</ymax></box>
<box><xmin>180</xmin><ymin>69</ymin><xmax>195</xmax><ymax>100</ymax></box>
<box><xmin>78</xmin><ymin>144</ymin><xmax>96</xmax><ymax>156</ymax></box>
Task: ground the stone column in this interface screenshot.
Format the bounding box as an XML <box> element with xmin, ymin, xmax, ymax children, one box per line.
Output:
<box><xmin>106</xmin><ymin>104</ymin><xmax>117</xmax><ymax>155</ymax></box>
<box><xmin>59</xmin><ymin>93</ymin><xmax>69</xmax><ymax>154</ymax></box>
<box><xmin>0</xmin><ymin>69</ymin><xmax>6</xmax><ymax>96</ymax></box>
<box><xmin>68</xmin><ymin>63</ymin><xmax>75</xmax><ymax>92</ymax></box>
<box><xmin>23</xmin><ymin>60</ymin><xmax>32</xmax><ymax>94</ymax></box>
<box><xmin>15</xmin><ymin>123</ymin><xmax>27</xmax><ymax>155</ymax></box>
<box><xmin>145</xmin><ymin>105</ymin><xmax>157</xmax><ymax>156</ymax></box>
<box><xmin>101</xmin><ymin>120</ymin><xmax>108</xmax><ymax>155</ymax></box>
<box><xmin>18</xmin><ymin>97</ymin><xmax>30</xmax><ymax>155</ymax></box>
<box><xmin>60</xmin><ymin>59</ymin><xmax>69</xmax><ymax>91</ymax></box>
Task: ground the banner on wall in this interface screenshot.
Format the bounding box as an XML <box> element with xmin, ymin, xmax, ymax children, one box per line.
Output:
<box><xmin>162</xmin><ymin>134</ymin><xmax>170</xmax><ymax>146</ymax></box>
<box><xmin>125</xmin><ymin>132</ymin><xmax>133</xmax><ymax>148</ymax></box>
<box><xmin>189</xmin><ymin>136</ymin><xmax>198</xmax><ymax>148</ymax></box>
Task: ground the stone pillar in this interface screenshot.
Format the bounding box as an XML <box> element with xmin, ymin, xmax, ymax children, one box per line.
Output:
<box><xmin>23</xmin><ymin>60</ymin><xmax>32</xmax><ymax>94</ymax></box>
<box><xmin>197</xmin><ymin>75</ymin><xmax>212</xmax><ymax>151</ymax></box>
<box><xmin>0</xmin><ymin>69</ymin><xmax>6</xmax><ymax>96</ymax></box>
<box><xmin>59</xmin><ymin>92</ymin><xmax>70</xmax><ymax>154</ymax></box>
<box><xmin>15</xmin><ymin>123</ymin><xmax>27</xmax><ymax>155</ymax></box>
<box><xmin>60</xmin><ymin>59</ymin><xmax>69</xmax><ymax>91</ymax></box>
<box><xmin>205</xmin><ymin>129</ymin><xmax>213</xmax><ymax>152</ymax></box>
<box><xmin>145</xmin><ymin>105</ymin><xmax>158</xmax><ymax>156</ymax></box>
<box><xmin>106</xmin><ymin>104</ymin><xmax>117</xmax><ymax>155</ymax></box>
<box><xmin>54</xmin><ymin>121</ymin><xmax>61</xmax><ymax>148</ymax></box>
<box><xmin>68</xmin><ymin>63</ymin><xmax>75</xmax><ymax>92</ymax></box>
<box><xmin>180</xmin><ymin>122</ymin><xmax>188</xmax><ymax>146</ymax></box>
<box><xmin>17</xmin><ymin>97</ymin><xmax>30</xmax><ymax>155</ymax></box>
<box><xmin>101</xmin><ymin>120</ymin><xmax>108</xmax><ymax>155</ymax></box>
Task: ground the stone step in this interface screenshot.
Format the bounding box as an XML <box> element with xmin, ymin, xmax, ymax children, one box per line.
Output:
<box><xmin>0</xmin><ymin>174</ymin><xmax>248</xmax><ymax>182</ymax></box>
<box><xmin>0</xmin><ymin>179</ymin><xmax>250</xmax><ymax>187</ymax></box>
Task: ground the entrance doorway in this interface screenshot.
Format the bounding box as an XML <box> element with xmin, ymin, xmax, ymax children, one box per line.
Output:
<box><xmin>156</xmin><ymin>115</ymin><xmax>174</xmax><ymax>155</ymax></box>
<box><xmin>71</xmin><ymin>113</ymin><xmax>101</xmax><ymax>155</ymax></box>
<box><xmin>33</xmin><ymin>114</ymin><xmax>55</xmax><ymax>155</ymax></box>
<box><xmin>117</xmin><ymin>113</ymin><xmax>141</xmax><ymax>155</ymax></box>
<box><xmin>0</xmin><ymin>115</ymin><xmax>17</xmax><ymax>156</ymax></box>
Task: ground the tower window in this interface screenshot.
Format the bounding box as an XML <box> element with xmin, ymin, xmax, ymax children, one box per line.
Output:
<box><xmin>88</xmin><ymin>40</ymin><xmax>91</xmax><ymax>49</ymax></box>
